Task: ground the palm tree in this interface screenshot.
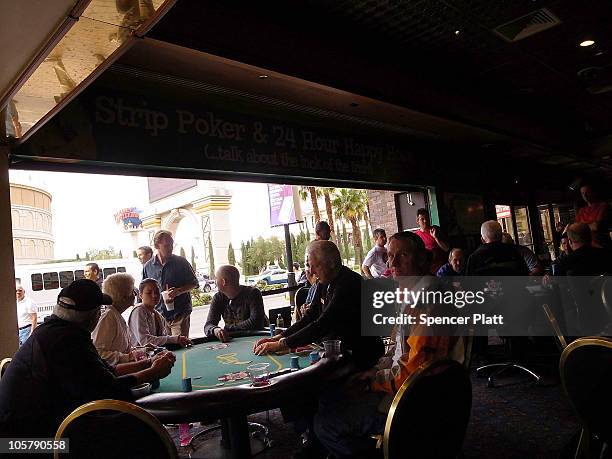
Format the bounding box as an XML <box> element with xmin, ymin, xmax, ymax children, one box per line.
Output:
<box><xmin>299</xmin><ymin>186</ymin><xmax>321</xmax><ymax>226</ymax></box>
<box><xmin>321</xmin><ymin>187</ymin><xmax>336</xmax><ymax>243</ymax></box>
<box><xmin>332</xmin><ymin>189</ymin><xmax>367</xmax><ymax>267</ymax></box>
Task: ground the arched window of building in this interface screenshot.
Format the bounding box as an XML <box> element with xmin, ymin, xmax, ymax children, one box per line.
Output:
<box><xmin>35</xmin><ymin>213</ymin><xmax>43</xmax><ymax>231</ymax></box>
<box><xmin>11</xmin><ymin>210</ymin><xmax>20</xmax><ymax>229</ymax></box>
<box><xmin>24</xmin><ymin>239</ymin><xmax>35</xmax><ymax>258</ymax></box>
<box><xmin>13</xmin><ymin>239</ymin><xmax>22</xmax><ymax>257</ymax></box>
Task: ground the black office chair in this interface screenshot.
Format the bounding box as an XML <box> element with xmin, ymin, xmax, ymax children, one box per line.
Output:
<box><xmin>560</xmin><ymin>337</ymin><xmax>612</xmax><ymax>459</ymax></box>
<box><xmin>0</xmin><ymin>358</ymin><xmax>11</xmax><ymax>380</ymax></box>
<box><xmin>295</xmin><ymin>286</ymin><xmax>310</xmax><ymax>309</ymax></box>
<box><xmin>55</xmin><ymin>399</ymin><xmax>178</xmax><ymax>459</ymax></box>
<box><xmin>376</xmin><ymin>359</ymin><xmax>472</xmax><ymax>459</ymax></box>
<box><xmin>563</xmin><ymin>274</ymin><xmax>612</xmax><ymax>336</ymax></box>
<box><xmin>475</xmin><ymin>283</ymin><xmax>544</xmax><ymax>387</ymax></box>
<box><xmin>268</xmin><ymin>306</ymin><xmax>292</xmax><ymax>329</ymax></box>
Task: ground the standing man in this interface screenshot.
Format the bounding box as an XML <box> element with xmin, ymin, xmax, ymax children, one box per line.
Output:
<box><xmin>142</xmin><ymin>230</ymin><xmax>199</xmax><ymax>336</ymax></box>
<box><xmin>362</xmin><ymin>228</ymin><xmax>388</xmax><ymax>278</ymax></box>
<box><xmin>84</xmin><ymin>262</ymin><xmax>102</xmax><ymax>288</ymax></box>
<box><xmin>136</xmin><ymin>246</ymin><xmax>153</xmax><ymax>265</ymax></box>
<box><xmin>414</xmin><ymin>208</ymin><xmax>449</xmax><ymax>274</ymax></box>
<box><xmin>16</xmin><ymin>280</ymin><xmax>37</xmax><ymax>346</ymax></box>
<box><xmin>204</xmin><ymin>265</ymin><xmax>267</xmax><ymax>342</ymax></box>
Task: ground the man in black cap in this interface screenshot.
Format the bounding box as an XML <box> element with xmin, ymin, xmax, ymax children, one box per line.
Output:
<box><xmin>0</xmin><ymin>279</ymin><xmax>175</xmax><ymax>438</ymax></box>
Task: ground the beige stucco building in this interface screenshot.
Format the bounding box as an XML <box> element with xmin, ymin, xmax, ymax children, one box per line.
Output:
<box><xmin>10</xmin><ymin>183</ymin><xmax>54</xmax><ymax>265</ymax></box>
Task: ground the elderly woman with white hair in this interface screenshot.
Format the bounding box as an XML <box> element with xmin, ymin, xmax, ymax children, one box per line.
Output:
<box><xmin>92</xmin><ymin>272</ymin><xmax>138</xmax><ymax>365</ymax></box>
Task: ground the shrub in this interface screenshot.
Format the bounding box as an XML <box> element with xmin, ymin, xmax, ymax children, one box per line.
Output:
<box><xmin>191</xmin><ymin>290</ymin><xmax>212</xmax><ymax>307</ymax></box>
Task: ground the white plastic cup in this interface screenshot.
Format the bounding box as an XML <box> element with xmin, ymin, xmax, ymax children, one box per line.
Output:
<box><xmin>161</xmin><ymin>290</ymin><xmax>175</xmax><ymax>311</ymax></box>
<box><xmin>323</xmin><ymin>340</ymin><xmax>342</xmax><ymax>358</ymax></box>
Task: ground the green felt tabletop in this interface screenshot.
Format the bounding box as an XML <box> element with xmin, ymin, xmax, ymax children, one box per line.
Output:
<box><xmin>155</xmin><ymin>335</ymin><xmax>310</xmax><ymax>392</ymax></box>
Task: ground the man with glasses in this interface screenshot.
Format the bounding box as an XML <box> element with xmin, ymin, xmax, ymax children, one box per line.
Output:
<box><xmin>15</xmin><ymin>280</ymin><xmax>37</xmax><ymax>346</ymax></box>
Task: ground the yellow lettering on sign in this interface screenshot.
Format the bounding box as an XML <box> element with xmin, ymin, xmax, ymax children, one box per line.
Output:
<box><xmin>217</xmin><ymin>353</ymin><xmax>251</xmax><ymax>365</ymax></box>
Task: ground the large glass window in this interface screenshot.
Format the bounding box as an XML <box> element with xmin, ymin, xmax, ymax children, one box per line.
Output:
<box><xmin>43</xmin><ymin>272</ymin><xmax>60</xmax><ymax>290</ymax></box>
<box><xmin>59</xmin><ymin>271</ymin><xmax>75</xmax><ymax>288</ymax></box>
<box><xmin>75</xmin><ymin>270</ymin><xmax>85</xmax><ymax>280</ymax></box>
<box><xmin>514</xmin><ymin>206</ymin><xmax>533</xmax><ymax>249</ymax></box>
<box><xmin>31</xmin><ymin>273</ymin><xmax>43</xmax><ymax>291</ymax></box>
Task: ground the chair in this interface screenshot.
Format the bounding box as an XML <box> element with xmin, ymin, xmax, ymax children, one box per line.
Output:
<box><xmin>268</xmin><ymin>306</ymin><xmax>292</xmax><ymax>328</ymax></box>
<box><xmin>295</xmin><ymin>286</ymin><xmax>310</xmax><ymax>309</ymax></box>
<box><xmin>55</xmin><ymin>399</ymin><xmax>178</xmax><ymax>459</ymax></box>
<box><xmin>379</xmin><ymin>359</ymin><xmax>472</xmax><ymax>459</ymax></box>
<box><xmin>475</xmin><ymin>284</ymin><xmax>544</xmax><ymax>387</ymax></box>
<box><xmin>560</xmin><ymin>337</ymin><xmax>612</xmax><ymax>459</ymax></box>
<box><xmin>0</xmin><ymin>358</ymin><xmax>11</xmax><ymax>379</ymax></box>
<box><xmin>542</xmin><ymin>303</ymin><xmax>568</xmax><ymax>351</ymax></box>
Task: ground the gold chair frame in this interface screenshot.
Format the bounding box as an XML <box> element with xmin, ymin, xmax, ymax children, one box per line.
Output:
<box><xmin>559</xmin><ymin>337</ymin><xmax>612</xmax><ymax>459</ymax></box>
<box><xmin>0</xmin><ymin>358</ymin><xmax>11</xmax><ymax>380</ymax></box>
<box><xmin>382</xmin><ymin>359</ymin><xmax>469</xmax><ymax>459</ymax></box>
<box><xmin>54</xmin><ymin>399</ymin><xmax>178</xmax><ymax>459</ymax></box>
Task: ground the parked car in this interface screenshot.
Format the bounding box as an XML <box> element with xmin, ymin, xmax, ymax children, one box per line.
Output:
<box><xmin>196</xmin><ymin>272</ymin><xmax>216</xmax><ymax>292</ymax></box>
<box><xmin>247</xmin><ymin>268</ymin><xmax>288</xmax><ymax>287</ymax></box>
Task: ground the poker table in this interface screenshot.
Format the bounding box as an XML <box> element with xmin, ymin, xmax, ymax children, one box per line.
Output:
<box><xmin>157</xmin><ymin>333</ymin><xmax>308</xmax><ymax>392</ymax></box>
<box><xmin>137</xmin><ymin>331</ymin><xmax>352</xmax><ymax>458</ymax></box>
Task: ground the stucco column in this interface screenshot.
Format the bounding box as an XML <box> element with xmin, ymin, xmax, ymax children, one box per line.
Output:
<box><xmin>0</xmin><ymin>146</ymin><xmax>18</xmax><ymax>356</ymax></box>
<box><xmin>193</xmin><ymin>193</ymin><xmax>232</xmax><ymax>271</ymax></box>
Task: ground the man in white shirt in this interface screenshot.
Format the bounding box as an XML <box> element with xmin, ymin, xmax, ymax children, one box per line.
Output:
<box><xmin>16</xmin><ymin>281</ymin><xmax>37</xmax><ymax>346</ymax></box>
<box><xmin>361</xmin><ymin>228</ymin><xmax>388</xmax><ymax>278</ymax></box>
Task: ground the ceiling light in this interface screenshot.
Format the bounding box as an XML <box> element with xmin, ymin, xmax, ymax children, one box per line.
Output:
<box><xmin>580</xmin><ymin>40</ymin><xmax>595</xmax><ymax>47</ymax></box>
<box><xmin>455</xmin><ymin>30</ymin><xmax>461</xmax><ymax>36</ymax></box>
<box><xmin>258</xmin><ymin>74</ymin><xmax>269</xmax><ymax>79</ymax></box>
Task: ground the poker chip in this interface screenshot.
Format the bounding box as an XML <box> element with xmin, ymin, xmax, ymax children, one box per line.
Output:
<box><xmin>217</xmin><ymin>371</ymin><xmax>249</xmax><ymax>382</ymax></box>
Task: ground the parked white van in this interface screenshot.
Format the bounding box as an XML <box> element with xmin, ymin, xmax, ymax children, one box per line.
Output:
<box><xmin>14</xmin><ymin>258</ymin><xmax>142</xmax><ymax>321</ymax></box>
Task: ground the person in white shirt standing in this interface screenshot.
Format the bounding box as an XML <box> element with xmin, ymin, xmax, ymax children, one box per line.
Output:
<box><xmin>16</xmin><ymin>281</ymin><xmax>37</xmax><ymax>346</ymax></box>
<box><xmin>361</xmin><ymin>228</ymin><xmax>388</xmax><ymax>278</ymax></box>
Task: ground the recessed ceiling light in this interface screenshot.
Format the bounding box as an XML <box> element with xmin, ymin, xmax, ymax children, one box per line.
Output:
<box><xmin>258</xmin><ymin>74</ymin><xmax>269</xmax><ymax>79</ymax></box>
<box><xmin>455</xmin><ymin>30</ymin><xmax>461</xmax><ymax>36</ymax></box>
<box><xmin>579</xmin><ymin>40</ymin><xmax>595</xmax><ymax>47</ymax></box>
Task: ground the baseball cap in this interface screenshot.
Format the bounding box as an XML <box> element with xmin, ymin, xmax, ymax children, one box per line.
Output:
<box><xmin>57</xmin><ymin>279</ymin><xmax>112</xmax><ymax>311</ymax></box>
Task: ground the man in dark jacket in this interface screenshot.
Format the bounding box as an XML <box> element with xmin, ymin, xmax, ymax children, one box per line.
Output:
<box><xmin>254</xmin><ymin>240</ymin><xmax>383</xmax><ymax>369</ymax></box>
<box><xmin>0</xmin><ymin>279</ymin><xmax>174</xmax><ymax>438</ymax></box>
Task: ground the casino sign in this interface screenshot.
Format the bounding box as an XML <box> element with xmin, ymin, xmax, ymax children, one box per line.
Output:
<box><xmin>114</xmin><ymin>207</ymin><xmax>143</xmax><ymax>231</ymax></box>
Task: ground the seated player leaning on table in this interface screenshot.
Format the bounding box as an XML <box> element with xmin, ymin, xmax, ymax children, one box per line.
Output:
<box><xmin>314</xmin><ymin>231</ymin><xmax>464</xmax><ymax>458</ymax></box>
<box><xmin>0</xmin><ymin>279</ymin><xmax>175</xmax><ymax>438</ymax></box>
<box><xmin>91</xmin><ymin>273</ymin><xmax>139</xmax><ymax>365</ymax></box>
<box><xmin>129</xmin><ymin>278</ymin><xmax>192</xmax><ymax>347</ymax></box>
<box><xmin>254</xmin><ymin>241</ymin><xmax>384</xmax><ymax>369</ymax></box>
<box><xmin>204</xmin><ymin>265</ymin><xmax>268</xmax><ymax>342</ymax></box>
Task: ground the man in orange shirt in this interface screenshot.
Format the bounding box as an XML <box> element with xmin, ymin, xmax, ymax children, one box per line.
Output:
<box><xmin>314</xmin><ymin>231</ymin><xmax>463</xmax><ymax>457</ymax></box>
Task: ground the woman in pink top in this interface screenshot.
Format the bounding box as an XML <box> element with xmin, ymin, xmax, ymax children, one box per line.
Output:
<box><xmin>414</xmin><ymin>208</ymin><xmax>449</xmax><ymax>273</ymax></box>
<box><xmin>575</xmin><ymin>184</ymin><xmax>611</xmax><ymax>248</ymax></box>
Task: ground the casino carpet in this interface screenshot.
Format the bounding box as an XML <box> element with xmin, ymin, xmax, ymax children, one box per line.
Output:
<box><xmin>166</xmin><ymin>342</ymin><xmax>580</xmax><ymax>458</ymax></box>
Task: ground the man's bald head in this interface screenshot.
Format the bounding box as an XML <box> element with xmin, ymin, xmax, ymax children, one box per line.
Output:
<box><xmin>216</xmin><ymin>265</ymin><xmax>240</xmax><ymax>288</ymax></box>
<box><xmin>567</xmin><ymin>222</ymin><xmax>591</xmax><ymax>249</ymax></box>
<box><xmin>481</xmin><ymin>220</ymin><xmax>503</xmax><ymax>243</ymax></box>
<box><xmin>307</xmin><ymin>240</ymin><xmax>342</xmax><ymax>284</ymax></box>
